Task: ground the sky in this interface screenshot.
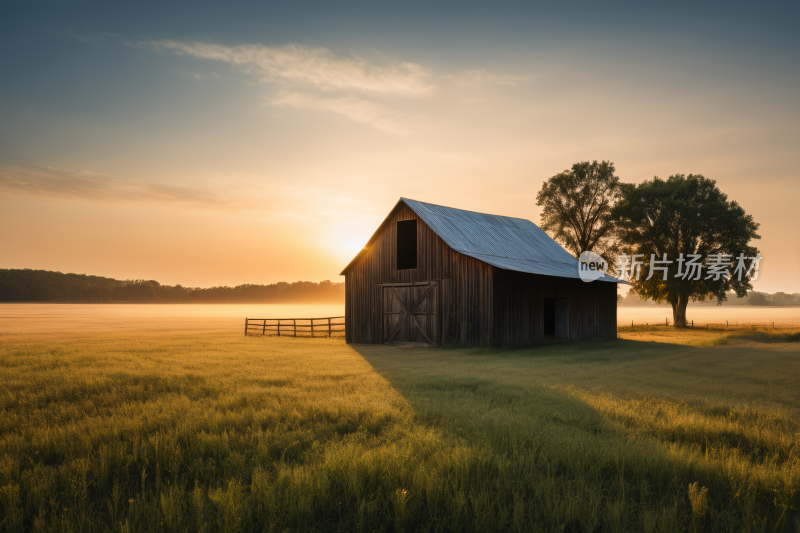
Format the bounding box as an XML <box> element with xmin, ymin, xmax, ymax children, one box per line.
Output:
<box><xmin>1</xmin><ymin>3</ymin><xmax>799</xmax><ymax>292</ymax></box>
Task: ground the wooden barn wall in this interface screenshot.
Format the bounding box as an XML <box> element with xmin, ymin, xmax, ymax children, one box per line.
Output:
<box><xmin>492</xmin><ymin>270</ymin><xmax>618</xmax><ymax>346</ymax></box>
<box><xmin>344</xmin><ymin>204</ymin><xmax>493</xmax><ymax>345</ymax></box>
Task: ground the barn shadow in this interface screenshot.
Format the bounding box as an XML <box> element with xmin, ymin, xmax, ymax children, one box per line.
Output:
<box><xmin>347</xmin><ymin>337</ymin><xmax>685</xmax><ymax>452</ymax></box>
<box><xmin>347</xmin><ymin>339</ymin><xmax>798</xmax><ymax>531</ymax></box>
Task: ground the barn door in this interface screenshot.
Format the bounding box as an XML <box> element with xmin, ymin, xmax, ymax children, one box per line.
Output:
<box><xmin>382</xmin><ymin>283</ymin><xmax>439</xmax><ymax>346</ymax></box>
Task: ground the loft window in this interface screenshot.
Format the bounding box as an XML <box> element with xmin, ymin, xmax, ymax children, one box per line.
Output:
<box><xmin>396</xmin><ymin>219</ymin><xmax>417</xmax><ymax>270</ymax></box>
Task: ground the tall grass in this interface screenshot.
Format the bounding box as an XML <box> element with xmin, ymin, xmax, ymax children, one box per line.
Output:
<box><xmin>1</xmin><ymin>327</ymin><xmax>799</xmax><ymax>531</ymax></box>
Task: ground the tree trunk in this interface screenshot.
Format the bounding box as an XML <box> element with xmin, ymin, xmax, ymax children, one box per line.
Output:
<box><xmin>673</xmin><ymin>293</ymin><xmax>689</xmax><ymax>327</ymax></box>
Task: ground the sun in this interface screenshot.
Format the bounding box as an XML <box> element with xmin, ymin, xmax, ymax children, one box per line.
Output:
<box><xmin>343</xmin><ymin>238</ymin><xmax>366</xmax><ymax>256</ymax></box>
<box><xmin>322</xmin><ymin>227</ymin><xmax>370</xmax><ymax>265</ymax></box>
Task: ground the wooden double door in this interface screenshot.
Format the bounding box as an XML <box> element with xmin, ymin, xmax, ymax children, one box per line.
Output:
<box><xmin>382</xmin><ymin>282</ymin><xmax>440</xmax><ymax>346</ymax></box>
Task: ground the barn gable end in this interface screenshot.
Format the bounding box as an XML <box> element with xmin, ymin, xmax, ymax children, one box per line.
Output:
<box><xmin>343</xmin><ymin>201</ymin><xmax>493</xmax><ymax>346</ymax></box>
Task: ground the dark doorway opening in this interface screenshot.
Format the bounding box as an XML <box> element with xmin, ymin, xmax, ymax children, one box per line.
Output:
<box><xmin>544</xmin><ymin>297</ymin><xmax>569</xmax><ymax>340</ymax></box>
<box><xmin>555</xmin><ymin>298</ymin><xmax>569</xmax><ymax>340</ymax></box>
<box><xmin>544</xmin><ymin>298</ymin><xmax>555</xmax><ymax>336</ymax></box>
<box><xmin>397</xmin><ymin>219</ymin><xmax>417</xmax><ymax>270</ymax></box>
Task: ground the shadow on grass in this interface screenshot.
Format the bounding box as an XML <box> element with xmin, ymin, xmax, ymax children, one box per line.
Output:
<box><xmin>436</xmin><ymin>337</ymin><xmax>700</xmax><ymax>365</ymax></box>
<box><xmin>351</xmin><ymin>341</ymin><xmax>800</xmax><ymax>532</ymax></box>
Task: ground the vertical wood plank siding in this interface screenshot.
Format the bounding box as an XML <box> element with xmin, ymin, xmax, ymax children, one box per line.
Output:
<box><xmin>345</xmin><ymin>204</ymin><xmax>493</xmax><ymax>346</ymax></box>
<box><xmin>492</xmin><ymin>270</ymin><xmax>617</xmax><ymax>346</ymax></box>
<box><xmin>344</xmin><ymin>203</ymin><xmax>617</xmax><ymax>347</ymax></box>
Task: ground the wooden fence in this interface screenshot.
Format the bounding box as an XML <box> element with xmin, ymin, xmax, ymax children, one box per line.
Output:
<box><xmin>244</xmin><ymin>316</ymin><xmax>345</xmax><ymax>337</ymax></box>
<box><xmin>619</xmin><ymin>320</ymin><xmax>799</xmax><ymax>330</ymax></box>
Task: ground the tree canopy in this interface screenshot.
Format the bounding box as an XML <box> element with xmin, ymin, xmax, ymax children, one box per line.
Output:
<box><xmin>536</xmin><ymin>160</ymin><xmax>621</xmax><ymax>266</ymax></box>
<box><xmin>610</xmin><ymin>174</ymin><xmax>760</xmax><ymax>326</ymax></box>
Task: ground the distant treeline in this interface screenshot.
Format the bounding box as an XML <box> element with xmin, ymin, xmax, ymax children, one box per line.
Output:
<box><xmin>0</xmin><ymin>269</ymin><xmax>344</xmax><ymax>303</ymax></box>
<box><xmin>619</xmin><ymin>290</ymin><xmax>800</xmax><ymax>307</ymax></box>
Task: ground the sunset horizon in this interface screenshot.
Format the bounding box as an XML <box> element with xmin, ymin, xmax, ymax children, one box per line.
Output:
<box><xmin>2</xmin><ymin>3</ymin><xmax>799</xmax><ymax>293</ymax></box>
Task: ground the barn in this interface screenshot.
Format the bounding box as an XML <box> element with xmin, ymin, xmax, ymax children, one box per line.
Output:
<box><xmin>341</xmin><ymin>198</ymin><xmax>624</xmax><ymax>347</ymax></box>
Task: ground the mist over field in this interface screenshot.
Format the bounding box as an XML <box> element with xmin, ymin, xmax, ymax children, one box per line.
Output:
<box><xmin>619</xmin><ymin>290</ymin><xmax>800</xmax><ymax>307</ymax></box>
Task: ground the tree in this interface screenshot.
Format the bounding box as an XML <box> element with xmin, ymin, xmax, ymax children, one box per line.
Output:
<box><xmin>748</xmin><ymin>292</ymin><xmax>770</xmax><ymax>306</ymax></box>
<box><xmin>536</xmin><ymin>160</ymin><xmax>621</xmax><ymax>266</ymax></box>
<box><xmin>611</xmin><ymin>174</ymin><xmax>760</xmax><ymax>327</ymax></box>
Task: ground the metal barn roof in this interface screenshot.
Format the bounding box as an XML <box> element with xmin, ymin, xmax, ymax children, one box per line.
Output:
<box><xmin>342</xmin><ymin>198</ymin><xmax>626</xmax><ymax>283</ymax></box>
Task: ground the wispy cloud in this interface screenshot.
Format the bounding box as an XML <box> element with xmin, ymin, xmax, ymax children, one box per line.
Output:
<box><xmin>0</xmin><ymin>166</ymin><xmax>371</xmax><ymax>220</ymax></box>
<box><xmin>137</xmin><ymin>39</ymin><xmax>531</xmax><ymax>132</ymax></box>
<box><xmin>0</xmin><ymin>166</ymin><xmax>260</xmax><ymax>212</ymax></box>
<box><xmin>444</xmin><ymin>69</ymin><xmax>532</xmax><ymax>88</ymax></box>
<box><xmin>144</xmin><ymin>40</ymin><xmax>432</xmax><ymax>94</ymax></box>
<box><xmin>135</xmin><ymin>39</ymin><xmax>432</xmax><ymax>132</ymax></box>
<box><xmin>64</xmin><ymin>30</ymin><xmax>120</xmax><ymax>46</ymax></box>
<box><xmin>180</xmin><ymin>71</ymin><xmax>220</xmax><ymax>81</ymax></box>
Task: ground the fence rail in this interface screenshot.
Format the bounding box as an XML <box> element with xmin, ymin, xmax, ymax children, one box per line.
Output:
<box><xmin>618</xmin><ymin>320</ymin><xmax>799</xmax><ymax>330</ymax></box>
<box><xmin>244</xmin><ymin>316</ymin><xmax>345</xmax><ymax>337</ymax></box>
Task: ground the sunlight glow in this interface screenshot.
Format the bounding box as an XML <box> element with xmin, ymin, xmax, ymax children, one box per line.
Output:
<box><xmin>320</xmin><ymin>225</ymin><xmax>371</xmax><ymax>268</ymax></box>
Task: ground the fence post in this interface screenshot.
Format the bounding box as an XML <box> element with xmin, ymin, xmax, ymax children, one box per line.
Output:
<box><xmin>692</xmin><ymin>320</ymin><xmax>693</xmax><ymax>327</ymax></box>
<box><xmin>294</xmin><ymin>319</ymin><xmax>297</xmax><ymax>337</ymax></box>
<box><xmin>328</xmin><ymin>318</ymin><xmax>332</xmax><ymax>337</ymax></box>
<box><xmin>262</xmin><ymin>319</ymin><xmax>266</xmax><ymax>336</ymax></box>
<box><xmin>278</xmin><ymin>319</ymin><xmax>281</xmax><ymax>336</ymax></box>
<box><xmin>311</xmin><ymin>319</ymin><xmax>314</xmax><ymax>337</ymax></box>
<box><xmin>244</xmin><ymin>318</ymin><xmax>248</xmax><ymax>336</ymax></box>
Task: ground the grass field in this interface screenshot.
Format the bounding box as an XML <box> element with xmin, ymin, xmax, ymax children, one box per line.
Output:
<box><xmin>1</xmin><ymin>321</ymin><xmax>799</xmax><ymax>532</ymax></box>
